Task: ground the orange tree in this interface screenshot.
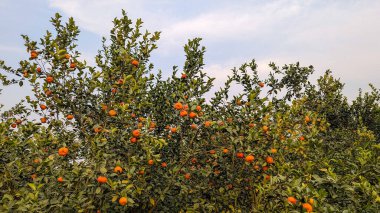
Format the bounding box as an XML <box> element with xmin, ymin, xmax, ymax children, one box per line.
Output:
<box><xmin>1</xmin><ymin>11</ymin><xmax>379</xmax><ymax>212</ymax></box>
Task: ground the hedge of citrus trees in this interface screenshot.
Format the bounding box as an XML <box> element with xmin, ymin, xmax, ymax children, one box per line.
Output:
<box><xmin>0</xmin><ymin>11</ymin><xmax>379</xmax><ymax>212</ymax></box>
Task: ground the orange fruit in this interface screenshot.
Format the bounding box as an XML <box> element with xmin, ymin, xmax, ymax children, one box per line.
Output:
<box><xmin>131</xmin><ymin>59</ymin><xmax>139</xmax><ymax>66</ymax></box>
<box><xmin>23</xmin><ymin>71</ymin><xmax>28</xmax><ymax>78</ymax></box>
<box><xmin>196</xmin><ymin>105</ymin><xmax>201</xmax><ymax>111</ymax></box>
<box><xmin>299</xmin><ymin>136</ymin><xmax>305</xmax><ymax>141</ymax></box>
<box><xmin>236</xmin><ymin>152</ymin><xmax>244</xmax><ymax>159</ymax></box>
<box><xmin>130</xmin><ymin>137</ymin><xmax>137</xmax><ymax>143</ymax></box>
<box><xmin>101</xmin><ymin>105</ymin><xmax>108</xmax><ymax>111</ymax></box>
<box><xmin>170</xmin><ymin>127</ymin><xmax>177</xmax><ymax>133</ymax></box>
<box><xmin>11</xmin><ymin>123</ymin><xmax>17</xmax><ymax>128</ymax></box>
<box><xmin>266</xmin><ymin>156</ymin><xmax>274</xmax><ymax>164</ymax></box>
<box><xmin>46</xmin><ymin>76</ymin><xmax>54</xmax><ymax>83</ymax></box>
<box><xmin>262</xmin><ymin>166</ymin><xmax>269</xmax><ymax>171</ymax></box>
<box><xmin>302</xmin><ymin>203</ymin><xmax>313</xmax><ymax>212</ymax></box>
<box><xmin>271</xmin><ymin>148</ymin><xmax>277</xmax><ymax>153</ymax></box>
<box><xmin>119</xmin><ymin>197</ymin><xmax>128</xmax><ymax>206</ymax></box>
<box><xmin>108</xmin><ymin>109</ymin><xmax>117</xmax><ymax>116</ymax></box>
<box><xmin>259</xmin><ymin>82</ymin><xmax>264</xmax><ymax>88</ymax></box>
<box><xmin>94</xmin><ymin>127</ymin><xmax>102</xmax><ymax>133</ymax></box>
<box><xmin>174</xmin><ymin>102</ymin><xmax>183</xmax><ymax>110</ymax></box>
<box><xmin>245</xmin><ymin>155</ymin><xmax>255</xmax><ymax>163</ymax></box>
<box><xmin>111</xmin><ymin>88</ymin><xmax>117</xmax><ymax>93</ymax></box>
<box><xmin>65</xmin><ymin>54</ymin><xmax>70</xmax><ymax>59</ymax></box>
<box><xmin>181</xmin><ymin>73</ymin><xmax>187</xmax><ymax>79</ymax></box>
<box><xmin>189</xmin><ymin>112</ymin><xmax>197</xmax><ymax>118</ymax></box>
<box><xmin>36</xmin><ymin>67</ymin><xmax>42</xmax><ymax>73</ymax></box>
<box><xmin>184</xmin><ymin>173</ymin><xmax>191</xmax><ymax>180</ymax></box>
<box><xmin>180</xmin><ymin>110</ymin><xmax>188</xmax><ymax>117</ymax></box>
<box><xmin>209</xmin><ymin>150</ymin><xmax>216</xmax><ymax>154</ymax></box>
<box><xmin>15</xmin><ymin>119</ymin><xmax>22</xmax><ymax>125</ymax></box>
<box><xmin>114</xmin><ymin>166</ymin><xmax>123</xmax><ymax>173</ymax></box>
<box><xmin>66</xmin><ymin>114</ymin><xmax>74</xmax><ymax>120</ymax></box>
<box><xmin>190</xmin><ymin>123</ymin><xmax>197</xmax><ymax>129</ymax></box>
<box><xmin>249</xmin><ymin>123</ymin><xmax>255</xmax><ymax>128</ymax></box>
<box><xmin>70</xmin><ymin>63</ymin><xmax>76</xmax><ymax>69</ymax></box>
<box><xmin>191</xmin><ymin>158</ymin><xmax>197</xmax><ymax>164</ymax></box>
<box><xmin>305</xmin><ymin>115</ymin><xmax>311</xmax><ymax>123</ymax></box>
<box><xmin>33</xmin><ymin>158</ymin><xmax>40</xmax><ymax>164</ymax></box>
<box><xmin>148</xmin><ymin>159</ymin><xmax>154</xmax><ymax>165</ymax></box>
<box><xmin>132</xmin><ymin>129</ymin><xmax>140</xmax><ymax>137</ymax></box>
<box><xmin>287</xmin><ymin>197</ymin><xmax>297</xmax><ymax>205</ymax></box>
<box><xmin>262</xmin><ymin>126</ymin><xmax>269</xmax><ymax>132</ymax></box>
<box><xmin>57</xmin><ymin>177</ymin><xmax>64</xmax><ymax>183</ymax></box>
<box><xmin>40</xmin><ymin>104</ymin><xmax>47</xmax><ymax>110</ymax></box>
<box><xmin>204</xmin><ymin>121</ymin><xmax>212</xmax><ymax>127</ymax></box>
<box><xmin>308</xmin><ymin>198</ymin><xmax>314</xmax><ymax>205</ymax></box>
<box><xmin>97</xmin><ymin>176</ymin><xmax>107</xmax><ymax>184</ymax></box>
<box><xmin>30</xmin><ymin>50</ymin><xmax>38</xmax><ymax>59</ymax></box>
<box><xmin>58</xmin><ymin>147</ymin><xmax>69</xmax><ymax>156</ymax></box>
<box><xmin>40</xmin><ymin>117</ymin><xmax>47</xmax><ymax>123</ymax></box>
<box><xmin>265</xmin><ymin>175</ymin><xmax>271</xmax><ymax>180</ymax></box>
<box><xmin>31</xmin><ymin>174</ymin><xmax>37</xmax><ymax>180</ymax></box>
<box><xmin>223</xmin><ymin>148</ymin><xmax>229</xmax><ymax>154</ymax></box>
<box><xmin>161</xmin><ymin>162</ymin><xmax>167</xmax><ymax>168</ymax></box>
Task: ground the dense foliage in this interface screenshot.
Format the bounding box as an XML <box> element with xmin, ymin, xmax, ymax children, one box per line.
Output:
<box><xmin>1</xmin><ymin>11</ymin><xmax>379</xmax><ymax>212</ymax></box>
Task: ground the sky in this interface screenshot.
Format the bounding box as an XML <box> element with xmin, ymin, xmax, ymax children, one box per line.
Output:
<box><xmin>1</xmin><ymin>0</ymin><xmax>380</xmax><ymax>109</ymax></box>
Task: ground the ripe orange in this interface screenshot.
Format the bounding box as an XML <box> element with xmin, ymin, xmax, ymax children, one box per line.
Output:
<box><xmin>236</xmin><ymin>152</ymin><xmax>244</xmax><ymax>159</ymax></box>
<box><xmin>97</xmin><ymin>176</ymin><xmax>107</xmax><ymax>184</ymax></box>
<box><xmin>130</xmin><ymin>137</ymin><xmax>137</xmax><ymax>143</ymax></box>
<box><xmin>23</xmin><ymin>71</ymin><xmax>28</xmax><ymax>78</ymax></box>
<box><xmin>204</xmin><ymin>121</ymin><xmax>212</xmax><ymax>127</ymax></box>
<box><xmin>161</xmin><ymin>162</ymin><xmax>167</xmax><ymax>168</ymax></box>
<box><xmin>170</xmin><ymin>127</ymin><xmax>177</xmax><ymax>133</ymax></box>
<box><xmin>131</xmin><ymin>59</ymin><xmax>139</xmax><ymax>66</ymax></box>
<box><xmin>262</xmin><ymin>125</ymin><xmax>269</xmax><ymax>132</ymax></box>
<box><xmin>181</xmin><ymin>73</ymin><xmax>187</xmax><ymax>79</ymax></box>
<box><xmin>259</xmin><ymin>82</ymin><xmax>265</xmax><ymax>88</ymax></box>
<box><xmin>15</xmin><ymin>119</ymin><xmax>22</xmax><ymax>125</ymax></box>
<box><xmin>148</xmin><ymin>160</ymin><xmax>154</xmax><ymax>165</ymax></box>
<box><xmin>302</xmin><ymin>203</ymin><xmax>313</xmax><ymax>212</ymax></box>
<box><xmin>184</xmin><ymin>173</ymin><xmax>191</xmax><ymax>180</ymax></box>
<box><xmin>46</xmin><ymin>76</ymin><xmax>54</xmax><ymax>83</ymax></box>
<box><xmin>31</xmin><ymin>174</ymin><xmax>37</xmax><ymax>180</ymax></box>
<box><xmin>299</xmin><ymin>136</ymin><xmax>305</xmax><ymax>141</ymax></box>
<box><xmin>189</xmin><ymin>112</ymin><xmax>197</xmax><ymax>118</ymax></box>
<box><xmin>40</xmin><ymin>117</ymin><xmax>47</xmax><ymax>123</ymax></box>
<box><xmin>132</xmin><ymin>129</ymin><xmax>140</xmax><ymax>137</ymax></box>
<box><xmin>11</xmin><ymin>123</ymin><xmax>17</xmax><ymax>128</ymax></box>
<box><xmin>271</xmin><ymin>148</ymin><xmax>277</xmax><ymax>153</ymax></box>
<box><xmin>266</xmin><ymin>156</ymin><xmax>274</xmax><ymax>164</ymax></box>
<box><xmin>183</xmin><ymin>105</ymin><xmax>189</xmax><ymax>110</ymax></box>
<box><xmin>287</xmin><ymin>197</ymin><xmax>297</xmax><ymax>204</ymax></box>
<box><xmin>305</xmin><ymin>115</ymin><xmax>311</xmax><ymax>123</ymax></box>
<box><xmin>265</xmin><ymin>175</ymin><xmax>271</xmax><ymax>180</ymax></box>
<box><xmin>196</xmin><ymin>105</ymin><xmax>201</xmax><ymax>111</ymax></box>
<box><xmin>58</xmin><ymin>147</ymin><xmax>69</xmax><ymax>156</ymax></box>
<box><xmin>119</xmin><ymin>197</ymin><xmax>128</xmax><ymax>206</ymax></box>
<box><xmin>36</xmin><ymin>67</ymin><xmax>42</xmax><ymax>72</ymax></box>
<box><xmin>33</xmin><ymin>158</ymin><xmax>40</xmax><ymax>164</ymax></box>
<box><xmin>249</xmin><ymin>123</ymin><xmax>255</xmax><ymax>128</ymax></box>
<box><xmin>180</xmin><ymin>110</ymin><xmax>188</xmax><ymax>117</ymax></box>
<box><xmin>111</xmin><ymin>88</ymin><xmax>117</xmax><ymax>93</ymax></box>
<box><xmin>40</xmin><ymin>104</ymin><xmax>47</xmax><ymax>110</ymax></box>
<box><xmin>174</xmin><ymin>102</ymin><xmax>183</xmax><ymax>110</ymax></box>
<box><xmin>223</xmin><ymin>148</ymin><xmax>229</xmax><ymax>154</ymax></box>
<box><xmin>45</xmin><ymin>89</ymin><xmax>52</xmax><ymax>96</ymax></box>
<box><xmin>209</xmin><ymin>150</ymin><xmax>216</xmax><ymax>154</ymax></box>
<box><xmin>262</xmin><ymin>166</ymin><xmax>269</xmax><ymax>171</ymax></box>
<box><xmin>94</xmin><ymin>127</ymin><xmax>102</xmax><ymax>133</ymax></box>
<box><xmin>108</xmin><ymin>109</ymin><xmax>117</xmax><ymax>116</ymax></box>
<box><xmin>191</xmin><ymin>158</ymin><xmax>197</xmax><ymax>164</ymax></box>
<box><xmin>190</xmin><ymin>123</ymin><xmax>197</xmax><ymax>129</ymax></box>
<box><xmin>101</xmin><ymin>105</ymin><xmax>108</xmax><ymax>111</ymax></box>
<box><xmin>30</xmin><ymin>50</ymin><xmax>38</xmax><ymax>59</ymax></box>
<box><xmin>57</xmin><ymin>177</ymin><xmax>64</xmax><ymax>183</ymax></box>
<box><xmin>114</xmin><ymin>166</ymin><xmax>123</xmax><ymax>173</ymax></box>
<box><xmin>65</xmin><ymin>54</ymin><xmax>70</xmax><ymax>59</ymax></box>
<box><xmin>70</xmin><ymin>63</ymin><xmax>76</xmax><ymax>69</ymax></box>
<box><xmin>66</xmin><ymin>114</ymin><xmax>74</xmax><ymax>120</ymax></box>
<box><xmin>308</xmin><ymin>198</ymin><xmax>314</xmax><ymax>205</ymax></box>
<box><xmin>245</xmin><ymin>155</ymin><xmax>255</xmax><ymax>163</ymax></box>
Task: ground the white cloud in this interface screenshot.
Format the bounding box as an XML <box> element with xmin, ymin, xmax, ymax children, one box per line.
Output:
<box><xmin>48</xmin><ymin>0</ymin><xmax>380</xmax><ymax>100</ymax></box>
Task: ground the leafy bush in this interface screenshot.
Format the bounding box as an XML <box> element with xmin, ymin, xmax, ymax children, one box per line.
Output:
<box><xmin>0</xmin><ymin>11</ymin><xmax>379</xmax><ymax>212</ymax></box>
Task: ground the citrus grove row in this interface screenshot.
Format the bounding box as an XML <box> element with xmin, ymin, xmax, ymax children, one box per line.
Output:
<box><xmin>0</xmin><ymin>11</ymin><xmax>379</xmax><ymax>212</ymax></box>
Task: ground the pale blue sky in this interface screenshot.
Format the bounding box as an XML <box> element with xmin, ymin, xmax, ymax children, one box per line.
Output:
<box><xmin>1</xmin><ymin>0</ymin><xmax>380</xmax><ymax>109</ymax></box>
